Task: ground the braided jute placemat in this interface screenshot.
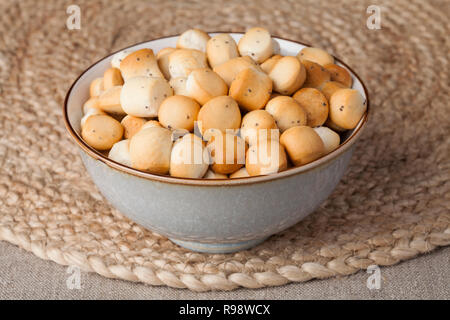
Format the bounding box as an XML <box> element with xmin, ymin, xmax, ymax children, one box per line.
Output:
<box><xmin>0</xmin><ymin>0</ymin><xmax>449</xmax><ymax>292</ymax></box>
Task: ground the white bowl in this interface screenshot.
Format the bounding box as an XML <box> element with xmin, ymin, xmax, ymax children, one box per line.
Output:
<box><xmin>64</xmin><ymin>33</ymin><xmax>369</xmax><ymax>253</ymax></box>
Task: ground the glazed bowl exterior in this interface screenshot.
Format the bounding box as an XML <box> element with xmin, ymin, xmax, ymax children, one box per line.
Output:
<box><xmin>64</xmin><ymin>33</ymin><xmax>369</xmax><ymax>253</ymax></box>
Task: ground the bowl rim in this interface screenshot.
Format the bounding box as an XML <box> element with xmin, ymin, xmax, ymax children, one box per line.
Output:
<box><xmin>63</xmin><ymin>32</ymin><xmax>370</xmax><ymax>186</ymax></box>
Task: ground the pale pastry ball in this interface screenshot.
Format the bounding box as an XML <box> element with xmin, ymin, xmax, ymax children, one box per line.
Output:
<box><xmin>170</xmin><ymin>134</ymin><xmax>209</xmax><ymax>179</ymax></box>
<box><xmin>246</xmin><ymin>139</ymin><xmax>287</xmax><ymax>176</ymax></box>
<box><xmin>238</xmin><ymin>27</ymin><xmax>274</xmax><ymax>63</ymax></box>
<box><xmin>206</xmin><ymin>33</ymin><xmax>239</xmax><ymax>68</ymax></box>
<box><xmin>121</xmin><ymin>115</ymin><xmax>147</xmax><ymax>139</ymax></box>
<box><xmin>297</xmin><ymin>47</ymin><xmax>334</xmax><ymax>66</ymax></box>
<box><xmin>268</xmin><ymin>56</ymin><xmax>306</xmax><ymax>95</ymax></box>
<box><xmin>98</xmin><ymin>86</ymin><xmax>126</xmax><ymax>115</ymax></box>
<box><xmin>280</xmin><ymin>126</ymin><xmax>325</xmax><ymax>166</ymax></box>
<box><xmin>185</xmin><ymin>68</ymin><xmax>228</xmax><ymax>105</ymax></box>
<box><xmin>119</xmin><ymin>48</ymin><xmax>164</xmax><ymax>80</ymax></box>
<box><xmin>293</xmin><ymin>88</ymin><xmax>329</xmax><ymax>127</ymax></box>
<box><xmin>229</xmin><ymin>67</ymin><xmax>272</xmax><ymax>112</ymax></box>
<box><xmin>120</xmin><ymin>76</ymin><xmax>173</xmax><ymax>117</ymax></box>
<box><xmin>129</xmin><ymin>126</ymin><xmax>173</xmax><ymax>174</ymax></box>
<box><xmin>265</xmin><ymin>96</ymin><xmax>307</xmax><ymax>132</ymax></box>
<box><xmin>302</xmin><ymin>60</ymin><xmax>331</xmax><ymax>89</ymax></box>
<box><xmin>313</xmin><ymin>126</ymin><xmax>340</xmax><ymax>154</ymax></box>
<box><xmin>156</xmin><ymin>47</ymin><xmax>176</xmax><ymax>80</ymax></box>
<box><xmin>168</xmin><ymin>49</ymin><xmax>208</xmax><ymax>78</ymax></box>
<box><xmin>207</xmin><ymin>132</ymin><xmax>247</xmax><ymax>174</ymax></box>
<box><xmin>229</xmin><ymin>167</ymin><xmax>250</xmax><ymax>178</ymax></box>
<box><xmin>108</xmin><ymin>139</ymin><xmax>132</xmax><ymax>167</ymax></box>
<box><xmin>81</xmin><ymin>114</ymin><xmax>123</xmax><ymax>150</ymax></box>
<box><xmin>329</xmin><ymin>88</ymin><xmax>366</xmax><ymax>129</ymax></box>
<box><xmin>197</xmin><ymin>96</ymin><xmax>241</xmax><ymax>135</ymax></box>
<box><xmin>240</xmin><ymin>110</ymin><xmax>278</xmax><ymax>145</ymax></box>
<box><xmin>176</xmin><ymin>28</ymin><xmax>210</xmax><ymax>52</ymax></box>
<box><xmin>324</xmin><ymin>64</ymin><xmax>353</xmax><ymax>88</ymax></box>
<box><xmin>158</xmin><ymin>95</ymin><xmax>200</xmax><ymax>132</ymax></box>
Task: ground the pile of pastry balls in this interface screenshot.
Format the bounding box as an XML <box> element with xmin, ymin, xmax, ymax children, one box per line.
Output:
<box><xmin>80</xmin><ymin>27</ymin><xmax>367</xmax><ymax>179</ymax></box>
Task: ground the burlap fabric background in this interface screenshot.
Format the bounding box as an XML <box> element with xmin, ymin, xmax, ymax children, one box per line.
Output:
<box><xmin>0</xmin><ymin>0</ymin><xmax>448</xmax><ymax>292</ymax></box>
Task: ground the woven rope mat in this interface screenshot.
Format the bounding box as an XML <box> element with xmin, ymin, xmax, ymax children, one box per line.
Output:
<box><xmin>0</xmin><ymin>0</ymin><xmax>449</xmax><ymax>292</ymax></box>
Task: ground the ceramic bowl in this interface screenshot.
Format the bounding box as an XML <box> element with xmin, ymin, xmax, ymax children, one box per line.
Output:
<box><xmin>64</xmin><ymin>33</ymin><xmax>369</xmax><ymax>253</ymax></box>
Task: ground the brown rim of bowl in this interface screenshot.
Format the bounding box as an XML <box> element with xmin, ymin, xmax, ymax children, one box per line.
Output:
<box><xmin>63</xmin><ymin>32</ymin><xmax>370</xmax><ymax>186</ymax></box>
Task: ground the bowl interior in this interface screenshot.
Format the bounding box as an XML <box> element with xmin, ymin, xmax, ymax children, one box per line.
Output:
<box><xmin>65</xmin><ymin>33</ymin><xmax>368</xmax><ymax>184</ymax></box>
